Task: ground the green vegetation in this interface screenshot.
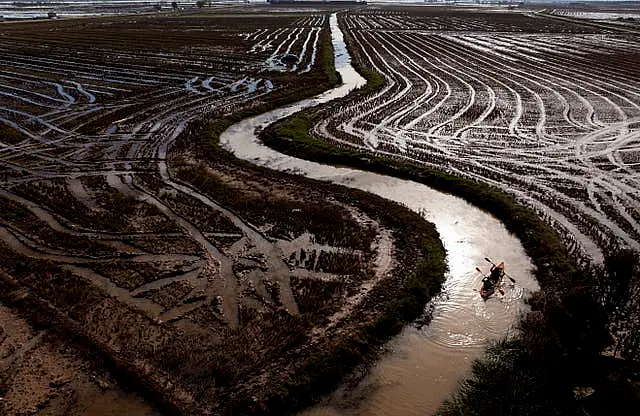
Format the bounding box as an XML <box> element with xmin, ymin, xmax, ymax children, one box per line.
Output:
<box><xmin>256</xmin><ymin>58</ymin><xmax>640</xmax><ymax>416</ymax></box>
<box><xmin>321</xmin><ymin>35</ymin><xmax>341</xmax><ymax>87</ymax></box>
<box><xmin>353</xmin><ymin>64</ymin><xmax>385</xmax><ymax>94</ymax></box>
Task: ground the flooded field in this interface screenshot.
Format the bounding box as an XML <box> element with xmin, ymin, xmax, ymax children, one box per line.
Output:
<box><xmin>2</xmin><ymin>3</ymin><xmax>637</xmax><ymax>416</ymax></box>
<box><xmin>2</xmin><ymin>6</ymin><xmax>432</xmax><ymax>414</ymax></box>
<box><xmin>309</xmin><ymin>6</ymin><xmax>640</xmax><ymax>264</ymax></box>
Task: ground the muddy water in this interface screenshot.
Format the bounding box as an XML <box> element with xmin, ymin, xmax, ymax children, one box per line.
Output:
<box><xmin>220</xmin><ymin>13</ymin><xmax>539</xmax><ymax>416</ymax></box>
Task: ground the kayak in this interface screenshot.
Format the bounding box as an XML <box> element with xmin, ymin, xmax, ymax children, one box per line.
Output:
<box><xmin>479</xmin><ymin>284</ymin><xmax>495</xmax><ymax>299</ymax></box>
<box><xmin>479</xmin><ymin>261</ymin><xmax>505</xmax><ymax>299</ymax></box>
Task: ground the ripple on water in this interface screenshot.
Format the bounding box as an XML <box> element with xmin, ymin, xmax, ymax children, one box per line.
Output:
<box><xmin>418</xmin><ymin>270</ymin><xmax>525</xmax><ymax>351</ymax></box>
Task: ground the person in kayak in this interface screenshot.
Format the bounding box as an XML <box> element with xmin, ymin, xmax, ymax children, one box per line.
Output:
<box><xmin>481</xmin><ymin>276</ymin><xmax>495</xmax><ymax>292</ymax></box>
<box><xmin>479</xmin><ymin>261</ymin><xmax>508</xmax><ymax>298</ymax></box>
<box><xmin>489</xmin><ymin>264</ymin><xmax>503</xmax><ymax>284</ymax></box>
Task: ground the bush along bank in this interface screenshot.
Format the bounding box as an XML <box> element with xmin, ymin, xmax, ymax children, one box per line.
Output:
<box><xmin>257</xmin><ymin>68</ymin><xmax>640</xmax><ymax>415</ymax></box>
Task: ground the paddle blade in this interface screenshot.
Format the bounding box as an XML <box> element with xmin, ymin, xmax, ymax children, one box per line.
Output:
<box><xmin>508</xmin><ymin>276</ymin><xmax>516</xmax><ymax>283</ymax></box>
<box><xmin>484</xmin><ymin>257</ymin><xmax>494</xmax><ymax>264</ymax></box>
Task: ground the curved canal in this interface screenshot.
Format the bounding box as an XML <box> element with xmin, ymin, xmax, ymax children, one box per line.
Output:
<box><xmin>220</xmin><ymin>13</ymin><xmax>539</xmax><ymax>416</ymax></box>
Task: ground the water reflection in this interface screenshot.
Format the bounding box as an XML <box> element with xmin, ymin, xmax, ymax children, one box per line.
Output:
<box><xmin>220</xmin><ymin>12</ymin><xmax>538</xmax><ymax>416</ymax></box>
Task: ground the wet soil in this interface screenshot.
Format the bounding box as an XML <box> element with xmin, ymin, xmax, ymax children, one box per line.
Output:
<box><xmin>0</xmin><ymin>302</ymin><xmax>159</xmax><ymax>416</ymax></box>
<box><xmin>0</xmin><ymin>7</ymin><xmax>448</xmax><ymax>415</ymax></box>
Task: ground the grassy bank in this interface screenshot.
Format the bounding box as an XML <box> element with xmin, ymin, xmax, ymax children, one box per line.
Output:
<box><xmin>260</xmin><ymin>110</ymin><xmax>573</xmax><ymax>291</ymax></box>
<box><xmin>255</xmin><ymin>57</ymin><xmax>640</xmax><ymax>415</ymax></box>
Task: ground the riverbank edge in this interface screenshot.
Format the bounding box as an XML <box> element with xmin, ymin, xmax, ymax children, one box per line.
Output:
<box><xmin>256</xmin><ymin>51</ymin><xmax>628</xmax><ymax>414</ymax></box>
<box><xmin>177</xmin><ymin>24</ymin><xmax>448</xmax><ymax>415</ymax></box>
<box><xmin>259</xmin><ymin>101</ymin><xmax>574</xmax><ymax>292</ymax></box>
<box><xmin>195</xmin><ymin>80</ymin><xmax>449</xmax><ymax>416</ymax></box>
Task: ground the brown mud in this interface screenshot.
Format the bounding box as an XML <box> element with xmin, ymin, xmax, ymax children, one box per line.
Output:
<box><xmin>0</xmin><ymin>6</ymin><xmax>446</xmax><ymax>415</ymax></box>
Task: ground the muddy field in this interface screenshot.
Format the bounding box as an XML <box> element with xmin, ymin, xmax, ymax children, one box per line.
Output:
<box><xmin>0</xmin><ymin>6</ymin><xmax>445</xmax><ymax>415</ymax></box>
<box><xmin>6</xmin><ymin>3</ymin><xmax>639</xmax><ymax>415</ymax></box>
<box><xmin>310</xmin><ymin>5</ymin><xmax>640</xmax><ymax>263</ymax></box>
<box><xmin>0</xmin><ymin>301</ymin><xmax>159</xmax><ymax>416</ymax></box>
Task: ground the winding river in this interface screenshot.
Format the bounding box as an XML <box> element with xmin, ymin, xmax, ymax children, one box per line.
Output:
<box><xmin>220</xmin><ymin>13</ymin><xmax>539</xmax><ymax>416</ymax></box>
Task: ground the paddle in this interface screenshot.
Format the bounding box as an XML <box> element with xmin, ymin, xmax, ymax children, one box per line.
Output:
<box><xmin>476</xmin><ymin>267</ymin><xmax>504</xmax><ymax>295</ymax></box>
<box><xmin>484</xmin><ymin>257</ymin><xmax>516</xmax><ymax>284</ymax></box>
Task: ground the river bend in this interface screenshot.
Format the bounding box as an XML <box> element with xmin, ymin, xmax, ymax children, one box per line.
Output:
<box><xmin>220</xmin><ymin>13</ymin><xmax>539</xmax><ymax>416</ymax></box>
